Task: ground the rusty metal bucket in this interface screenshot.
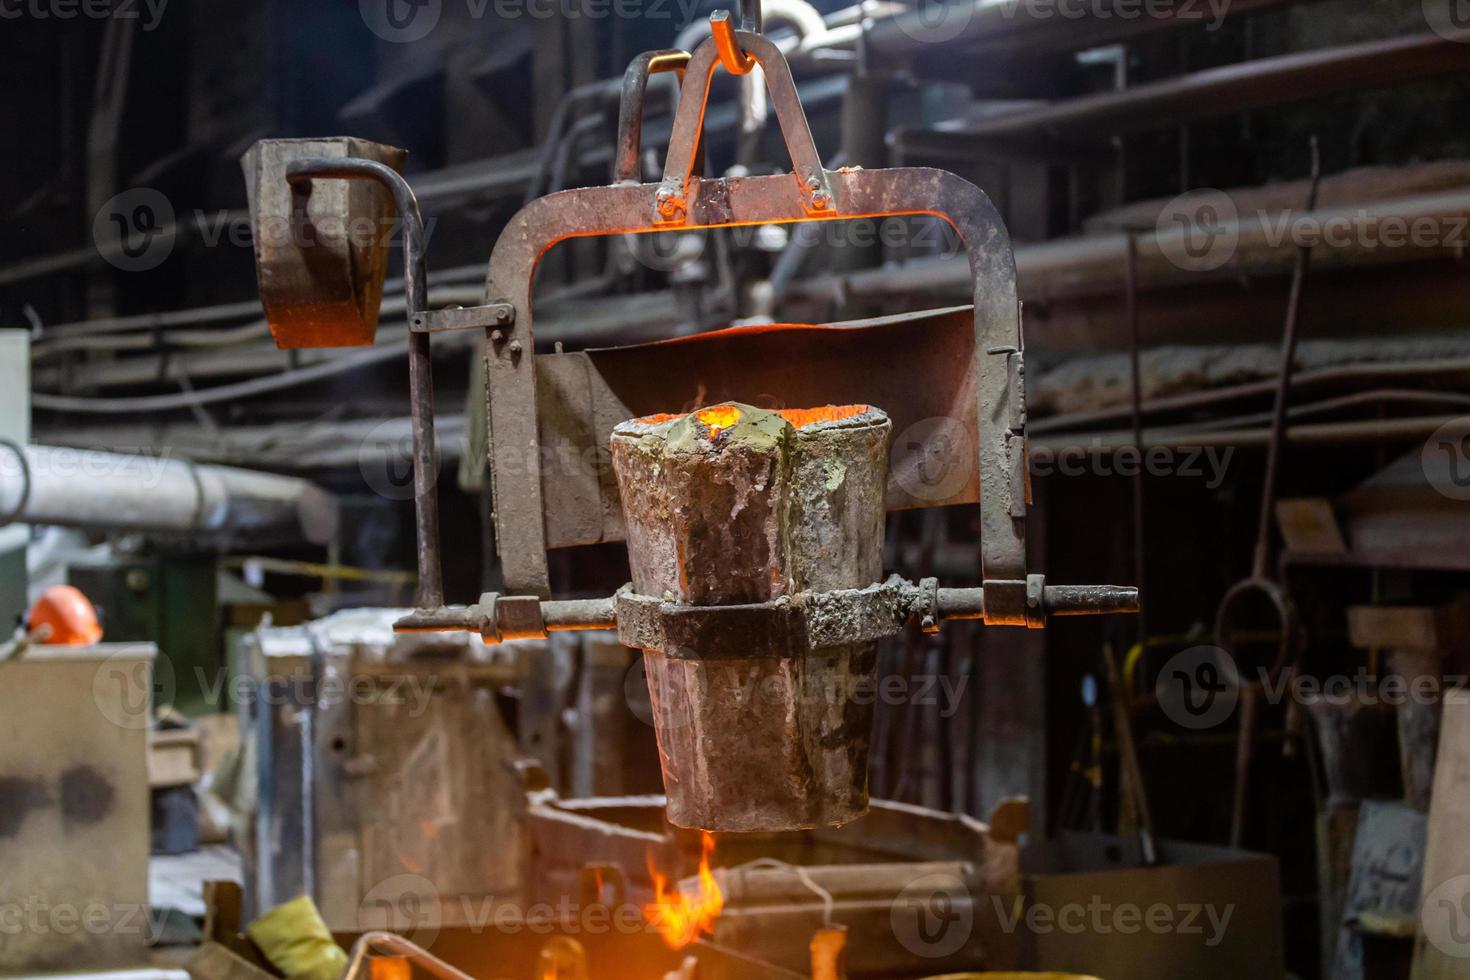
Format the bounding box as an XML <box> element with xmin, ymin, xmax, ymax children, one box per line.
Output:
<box><xmin>610</xmin><ymin>403</ymin><xmax>890</xmax><ymax>832</ymax></box>
<box><xmin>241</xmin><ymin>137</ymin><xmax>406</xmax><ymax>349</ymax></box>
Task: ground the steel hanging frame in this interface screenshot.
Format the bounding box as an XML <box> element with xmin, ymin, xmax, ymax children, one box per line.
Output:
<box><xmin>480</xmin><ymin>28</ymin><xmax>1034</xmax><ymax>621</ymax></box>
<box><xmin>281</xmin><ymin>23</ymin><xmax>1135</xmax><ymax>637</ymax></box>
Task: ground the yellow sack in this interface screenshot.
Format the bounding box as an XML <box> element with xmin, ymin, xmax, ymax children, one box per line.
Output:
<box><xmin>247</xmin><ymin>894</ymin><xmax>348</xmax><ymax>980</ymax></box>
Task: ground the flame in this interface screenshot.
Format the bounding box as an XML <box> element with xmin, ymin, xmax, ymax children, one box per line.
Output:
<box><xmin>645</xmin><ymin>832</ymin><xmax>724</xmax><ymax>949</ymax></box>
<box><xmin>694</xmin><ymin>405</ymin><xmax>743</xmax><ymax>437</ymax></box>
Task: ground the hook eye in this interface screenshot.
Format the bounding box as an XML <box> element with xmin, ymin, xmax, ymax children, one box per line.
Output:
<box><xmin>710</xmin><ymin>10</ymin><xmax>755</xmax><ymax>75</ymax></box>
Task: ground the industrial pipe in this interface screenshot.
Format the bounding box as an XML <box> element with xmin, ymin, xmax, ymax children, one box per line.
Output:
<box><xmin>864</xmin><ymin>0</ymin><xmax>1318</xmax><ymax>63</ymax></box>
<box><xmin>896</xmin><ymin>30</ymin><xmax>1470</xmax><ymax>151</ymax></box>
<box><xmin>0</xmin><ymin>443</ymin><xmax>339</xmax><ymax>545</ymax></box>
<box><xmin>0</xmin><ymin>0</ymin><xmax>1321</xmax><ymax>291</ymax></box>
<box><xmin>786</xmin><ymin>187</ymin><xmax>1470</xmax><ymax>308</ymax></box>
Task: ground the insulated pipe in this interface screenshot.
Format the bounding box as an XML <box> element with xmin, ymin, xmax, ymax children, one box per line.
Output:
<box><xmin>0</xmin><ymin>443</ymin><xmax>339</xmax><ymax>545</ymax></box>
<box><xmin>862</xmin><ymin>0</ymin><xmax>1317</xmax><ymax>63</ymax></box>
<box><xmin>0</xmin><ymin>0</ymin><xmax>1345</xmax><ymax>291</ymax></box>
<box><xmin>895</xmin><ymin>30</ymin><xmax>1470</xmax><ymax>150</ymax></box>
<box><xmin>785</xmin><ymin>187</ymin><xmax>1470</xmax><ymax>307</ymax></box>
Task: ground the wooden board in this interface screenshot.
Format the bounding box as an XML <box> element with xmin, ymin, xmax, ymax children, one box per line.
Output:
<box><xmin>148</xmin><ymin>728</ymin><xmax>202</xmax><ymax>788</ymax></box>
<box><xmin>1277</xmin><ymin>498</ymin><xmax>1348</xmax><ymax>556</ymax></box>
<box><xmin>1348</xmin><ymin>605</ymin><xmax>1470</xmax><ymax>652</ymax></box>
<box><xmin>1412</xmin><ymin>690</ymin><xmax>1470</xmax><ymax>979</ymax></box>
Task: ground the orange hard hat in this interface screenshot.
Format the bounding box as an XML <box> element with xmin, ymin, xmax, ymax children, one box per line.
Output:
<box><xmin>28</xmin><ymin>585</ymin><xmax>103</xmax><ymax>646</ymax></box>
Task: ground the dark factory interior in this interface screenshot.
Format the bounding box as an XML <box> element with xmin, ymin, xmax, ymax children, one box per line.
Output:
<box><xmin>3</xmin><ymin>0</ymin><xmax>1470</xmax><ymax>978</ymax></box>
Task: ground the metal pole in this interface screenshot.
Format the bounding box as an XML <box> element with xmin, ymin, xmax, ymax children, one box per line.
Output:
<box><xmin>1125</xmin><ymin>230</ymin><xmax>1148</xmax><ymax>649</ymax></box>
<box><xmin>1251</xmin><ymin>137</ymin><xmax>1321</xmax><ymax>580</ymax></box>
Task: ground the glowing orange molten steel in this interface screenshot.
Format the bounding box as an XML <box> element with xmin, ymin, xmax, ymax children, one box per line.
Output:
<box><xmin>694</xmin><ymin>405</ymin><xmax>743</xmax><ymax>437</ymax></box>
<box><xmin>645</xmin><ymin>832</ymin><xmax>724</xmax><ymax>949</ymax></box>
<box><xmin>776</xmin><ymin>404</ymin><xmax>868</xmax><ymax>429</ymax></box>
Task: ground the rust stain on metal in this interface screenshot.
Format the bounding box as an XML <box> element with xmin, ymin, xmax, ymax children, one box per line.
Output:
<box><xmin>59</xmin><ymin>765</ymin><xmax>115</xmax><ymax>826</ymax></box>
<box><xmin>0</xmin><ymin>776</ymin><xmax>49</xmax><ymax>839</ymax></box>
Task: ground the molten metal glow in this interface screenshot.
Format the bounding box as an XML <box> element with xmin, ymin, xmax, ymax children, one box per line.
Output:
<box><xmin>645</xmin><ymin>832</ymin><xmax>724</xmax><ymax>949</ymax></box>
<box><xmin>629</xmin><ymin>403</ymin><xmax>871</xmax><ymax>433</ymax></box>
<box><xmin>777</xmin><ymin>404</ymin><xmax>868</xmax><ymax>429</ymax></box>
<box><xmin>694</xmin><ymin>405</ymin><xmax>743</xmax><ymax>437</ymax></box>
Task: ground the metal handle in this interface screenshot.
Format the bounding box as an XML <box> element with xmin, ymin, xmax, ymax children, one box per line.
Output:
<box><xmin>655</xmin><ymin>30</ymin><xmax>832</xmax><ymax>221</ymax></box>
<box><xmin>475</xmin><ymin>36</ymin><xmax>1047</xmax><ymax>615</ymax></box>
<box><xmin>395</xmin><ymin>577</ymin><xmax>1139</xmax><ymax>640</ymax></box>
<box><xmin>343</xmin><ymin>931</ymin><xmax>473</xmax><ymax>980</ymax></box>
<box><xmin>613</xmin><ymin>49</ymin><xmax>691</xmax><ymax>184</ymax></box>
<box><xmin>284</xmin><ymin>158</ymin><xmax>443</xmax><ymax>610</ymax></box>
